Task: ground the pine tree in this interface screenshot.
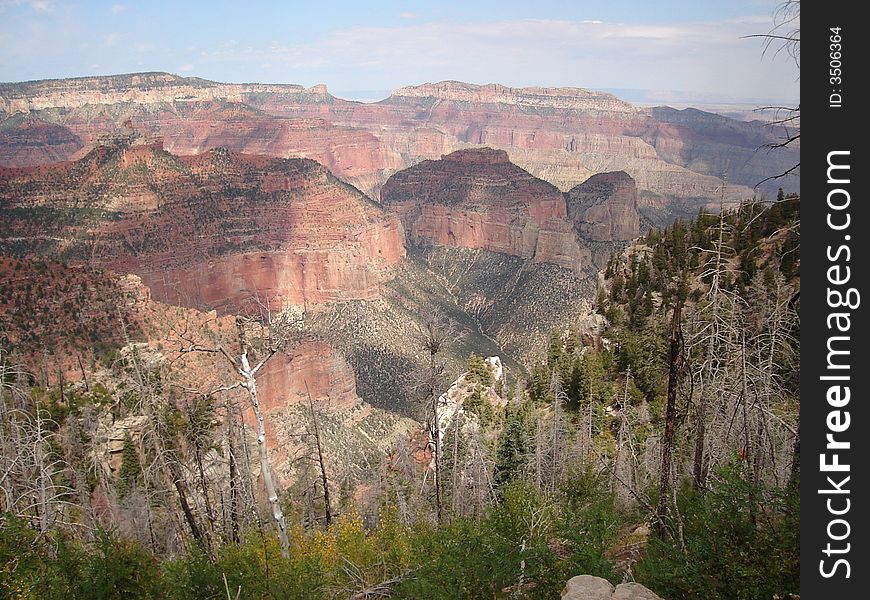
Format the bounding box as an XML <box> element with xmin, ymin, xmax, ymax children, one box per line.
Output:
<box><xmin>494</xmin><ymin>413</ymin><xmax>528</xmax><ymax>489</ymax></box>
<box><xmin>117</xmin><ymin>432</ymin><xmax>142</xmax><ymax>498</ymax></box>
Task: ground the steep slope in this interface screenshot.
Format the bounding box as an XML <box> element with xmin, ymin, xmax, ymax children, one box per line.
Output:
<box><xmin>0</xmin><ymin>137</ymin><xmax>405</xmax><ymax>313</ymax></box>
<box><xmin>643</xmin><ymin>106</ymin><xmax>800</xmax><ymax>193</ymax></box>
<box><xmin>354</xmin><ymin>82</ymin><xmax>765</xmax><ymax>203</ymax></box>
<box><xmin>246</xmin><ymin>338</ymin><xmax>419</xmax><ymax>487</ymax></box>
<box><xmin>0</xmin><ymin>142</ymin><xmax>518</xmax><ymax>417</ymax></box>
<box><xmin>1</xmin><ymin>73</ymin><xmax>797</xmax><ymax>216</ymax></box>
<box><xmin>373</xmin><ymin>151</ymin><xmax>618</xmax><ymax>373</ymax></box>
<box><xmin>0</xmin><ymin>114</ymin><xmax>85</xmax><ymax>167</ymax></box>
<box><xmin>1</xmin><ymin>139</ymin><xmax>649</xmax><ymax>418</ymax></box>
<box><xmin>381</xmin><ymin>147</ymin><xmax>590</xmax><ymax>272</ymax></box>
<box><xmin>566</xmin><ymin>171</ymin><xmax>641</xmax><ymax>268</ymax></box>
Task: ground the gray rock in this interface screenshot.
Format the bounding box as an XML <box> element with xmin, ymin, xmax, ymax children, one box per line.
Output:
<box><xmin>613</xmin><ymin>582</ymin><xmax>664</xmax><ymax>600</ymax></box>
<box><xmin>561</xmin><ymin>575</ymin><xmax>615</xmax><ymax>600</ymax></box>
<box><xmin>561</xmin><ymin>576</ymin><xmax>665</xmax><ymax>600</ymax></box>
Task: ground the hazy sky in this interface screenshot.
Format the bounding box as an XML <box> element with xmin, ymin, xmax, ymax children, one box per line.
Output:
<box><xmin>0</xmin><ymin>0</ymin><xmax>799</xmax><ymax>104</ymax></box>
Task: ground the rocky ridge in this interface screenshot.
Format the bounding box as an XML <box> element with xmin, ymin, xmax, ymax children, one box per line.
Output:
<box><xmin>0</xmin><ymin>72</ymin><xmax>331</xmax><ymax>114</ymax></box>
<box><xmin>389</xmin><ymin>81</ymin><xmax>638</xmax><ymax>113</ymax></box>
<box><xmin>0</xmin><ymin>138</ymin><xmax>405</xmax><ymax>313</ymax></box>
<box><xmin>0</xmin><ymin>73</ymin><xmax>798</xmax><ymax>211</ymax></box>
<box><xmin>381</xmin><ymin>148</ymin><xmax>591</xmax><ymax>271</ymax></box>
<box><xmin>381</xmin><ymin>148</ymin><xmax>643</xmax><ymax>273</ymax></box>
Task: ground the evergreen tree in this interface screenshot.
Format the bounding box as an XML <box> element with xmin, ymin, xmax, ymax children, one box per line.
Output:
<box><xmin>116</xmin><ymin>432</ymin><xmax>142</xmax><ymax>498</ymax></box>
<box><xmin>494</xmin><ymin>413</ymin><xmax>528</xmax><ymax>489</ymax></box>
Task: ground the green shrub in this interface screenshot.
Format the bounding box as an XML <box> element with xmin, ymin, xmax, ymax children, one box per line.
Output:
<box><xmin>635</xmin><ymin>462</ymin><xmax>799</xmax><ymax>600</ymax></box>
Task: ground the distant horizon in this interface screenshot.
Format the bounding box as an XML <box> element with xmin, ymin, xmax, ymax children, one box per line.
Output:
<box><xmin>1</xmin><ymin>1</ymin><xmax>799</xmax><ymax>107</ymax></box>
<box><xmin>1</xmin><ymin>69</ymin><xmax>796</xmax><ymax>120</ymax></box>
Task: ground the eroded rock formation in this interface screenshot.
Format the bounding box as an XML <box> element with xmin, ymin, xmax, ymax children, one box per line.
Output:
<box><xmin>0</xmin><ymin>139</ymin><xmax>405</xmax><ymax>313</ymax></box>
<box><xmin>567</xmin><ymin>171</ymin><xmax>641</xmax><ymax>242</ymax></box>
<box><xmin>1</xmin><ymin>73</ymin><xmax>798</xmax><ymax>213</ymax></box>
<box><xmin>381</xmin><ymin>148</ymin><xmax>591</xmax><ymax>271</ymax></box>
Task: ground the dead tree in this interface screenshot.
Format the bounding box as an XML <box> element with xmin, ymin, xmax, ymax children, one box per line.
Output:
<box><xmin>226</xmin><ymin>402</ymin><xmax>241</xmax><ymax>544</ymax></box>
<box><xmin>177</xmin><ymin>312</ymin><xmax>295</xmax><ymax>558</ymax></box>
<box><xmin>0</xmin><ymin>354</ymin><xmax>72</xmax><ymax>534</ymax></box>
<box><xmin>417</xmin><ymin>308</ymin><xmax>454</xmax><ymax>524</ymax></box>
<box><xmin>305</xmin><ymin>380</ymin><xmax>332</xmax><ymax>528</ymax></box>
<box><xmin>746</xmin><ymin>0</ymin><xmax>800</xmax><ymax>186</ymax></box>
<box><xmin>655</xmin><ymin>295</ymin><xmax>683</xmax><ymax>536</ymax></box>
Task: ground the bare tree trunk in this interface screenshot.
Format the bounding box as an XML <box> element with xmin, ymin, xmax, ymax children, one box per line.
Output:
<box><xmin>534</xmin><ymin>419</ymin><xmax>543</xmax><ymax>492</ymax></box>
<box><xmin>787</xmin><ymin>419</ymin><xmax>800</xmax><ymax>493</ymax></box>
<box><xmin>241</xmin><ymin>358</ymin><xmax>289</xmax><ymax>557</ymax></box>
<box><xmin>165</xmin><ymin>455</ymin><xmax>206</xmax><ymax>549</ymax></box>
<box><xmin>551</xmin><ymin>377</ymin><xmax>560</xmax><ymax>495</ymax></box>
<box><xmin>694</xmin><ymin>200</ymin><xmax>726</xmax><ymax>489</ymax></box>
<box><xmin>189</xmin><ymin>414</ymin><xmax>217</xmax><ymax>545</ymax></box>
<box><xmin>305</xmin><ymin>381</ymin><xmax>332</xmax><ymax>528</ymax></box>
<box><xmin>431</xmin><ymin>381</ymin><xmax>443</xmax><ymax>524</ymax></box>
<box><xmin>175</xmin><ymin>303</ymin><xmax>302</xmax><ymax>556</ymax></box>
<box><xmin>450</xmin><ymin>411</ymin><xmax>461</xmax><ymax>516</ymax></box>
<box><xmin>419</xmin><ymin>312</ymin><xmax>449</xmax><ymax>525</ymax></box>
<box><xmin>227</xmin><ymin>405</ymin><xmax>240</xmax><ymax>544</ymax></box>
<box><xmin>692</xmin><ymin>385</ymin><xmax>708</xmax><ymax>489</ymax></box>
<box><xmin>77</xmin><ymin>354</ymin><xmax>89</xmax><ymax>392</ymax></box>
<box><xmin>656</xmin><ymin>296</ymin><xmax>682</xmax><ymax>537</ymax></box>
<box><xmin>428</xmin><ymin>334</ymin><xmax>446</xmax><ymax>525</ymax></box>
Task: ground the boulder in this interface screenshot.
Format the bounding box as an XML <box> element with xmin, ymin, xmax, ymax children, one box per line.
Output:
<box><xmin>613</xmin><ymin>582</ymin><xmax>665</xmax><ymax>600</ymax></box>
<box><xmin>561</xmin><ymin>575</ymin><xmax>614</xmax><ymax>600</ymax></box>
<box><xmin>561</xmin><ymin>576</ymin><xmax>664</xmax><ymax>600</ymax></box>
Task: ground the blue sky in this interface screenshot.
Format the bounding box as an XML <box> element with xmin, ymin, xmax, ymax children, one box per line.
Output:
<box><xmin>0</xmin><ymin>1</ymin><xmax>799</xmax><ymax>104</ymax></box>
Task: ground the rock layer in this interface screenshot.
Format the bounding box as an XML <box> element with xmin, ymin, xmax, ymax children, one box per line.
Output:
<box><xmin>381</xmin><ymin>148</ymin><xmax>591</xmax><ymax>271</ymax></box>
<box><xmin>1</xmin><ymin>73</ymin><xmax>798</xmax><ymax>212</ymax></box>
<box><xmin>0</xmin><ymin>139</ymin><xmax>405</xmax><ymax>312</ymax></box>
<box><xmin>246</xmin><ymin>338</ymin><xmax>418</xmax><ymax>487</ymax></box>
<box><xmin>0</xmin><ymin>115</ymin><xmax>85</xmax><ymax>167</ymax></box>
<box><xmin>566</xmin><ymin>171</ymin><xmax>641</xmax><ymax>242</ymax></box>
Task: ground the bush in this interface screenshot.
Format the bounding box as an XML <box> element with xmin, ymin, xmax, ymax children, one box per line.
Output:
<box><xmin>0</xmin><ymin>520</ymin><xmax>165</xmax><ymax>600</ymax></box>
<box><xmin>466</xmin><ymin>353</ymin><xmax>494</xmax><ymax>388</ymax></box>
<box><xmin>634</xmin><ymin>462</ymin><xmax>799</xmax><ymax>600</ymax></box>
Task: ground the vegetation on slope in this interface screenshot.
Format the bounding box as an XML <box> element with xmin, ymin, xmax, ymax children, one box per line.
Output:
<box><xmin>0</xmin><ymin>194</ymin><xmax>799</xmax><ymax>599</ymax></box>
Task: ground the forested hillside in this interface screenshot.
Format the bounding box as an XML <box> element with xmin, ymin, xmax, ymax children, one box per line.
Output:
<box><xmin>0</xmin><ymin>195</ymin><xmax>799</xmax><ymax>599</ymax></box>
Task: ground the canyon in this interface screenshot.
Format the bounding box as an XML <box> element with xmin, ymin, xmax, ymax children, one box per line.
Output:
<box><xmin>1</xmin><ymin>73</ymin><xmax>798</xmax><ymax>221</ymax></box>
<box><xmin>2</xmin><ymin>138</ymin><xmax>637</xmax><ymax>410</ymax></box>
<box><xmin>0</xmin><ymin>137</ymin><xmax>640</xmax><ymax>426</ymax></box>
<box><xmin>0</xmin><ymin>71</ymin><xmax>797</xmax><ymax>501</ymax></box>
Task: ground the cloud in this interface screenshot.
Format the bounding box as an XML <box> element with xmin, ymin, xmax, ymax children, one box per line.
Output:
<box><xmin>110</xmin><ymin>4</ymin><xmax>127</xmax><ymax>15</ymax></box>
<box><xmin>0</xmin><ymin>11</ymin><xmax>798</xmax><ymax>105</ymax></box>
<box><xmin>189</xmin><ymin>15</ymin><xmax>795</xmax><ymax>102</ymax></box>
<box><xmin>0</xmin><ymin>0</ymin><xmax>53</xmax><ymax>13</ymax></box>
<box><xmin>399</xmin><ymin>12</ymin><xmax>417</xmax><ymax>19</ymax></box>
<box><xmin>178</xmin><ymin>63</ymin><xmax>194</xmax><ymax>72</ymax></box>
<box><xmin>104</xmin><ymin>32</ymin><xmax>122</xmax><ymax>47</ymax></box>
<box><xmin>29</xmin><ymin>0</ymin><xmax>52</xmax><ymax>12</ymax></box>
<box><xmin>132</xmin><ymin>41</ymin><xmax>156</xmax><ymax>52</ymax></box>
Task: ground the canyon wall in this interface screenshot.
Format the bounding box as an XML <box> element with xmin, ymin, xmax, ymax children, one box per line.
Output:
<box><xmin>381</xmin><ymin>148</ymin><xmax>591</xmax><ymax>272</ymax></box>
<box><xmin>0</xmin><ymin>140</ymin><xmax>405</xmax><ymax>313</ymax></box>
<box><xmin>1</xmin><ymin>74</ymin><xmax>798</xmax><ymax>210</ymax></box>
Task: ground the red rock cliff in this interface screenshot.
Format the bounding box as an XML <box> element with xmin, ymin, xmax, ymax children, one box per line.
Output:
<box><xmin>0</xmin><ymin>143</ymin><xmax>405</xmax><ymax>312</ymax></box>
<box><xmin>380</xmin><ymin>148</ymin><xmax>590</xmax><ymax>271</ymax></box>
